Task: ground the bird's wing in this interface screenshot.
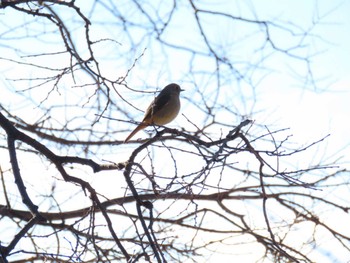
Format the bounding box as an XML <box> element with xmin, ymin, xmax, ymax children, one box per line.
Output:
<box><xmin>143</xmin><ymin>90</ymin><xmax>170</xmax><ymax>121</ymax></box>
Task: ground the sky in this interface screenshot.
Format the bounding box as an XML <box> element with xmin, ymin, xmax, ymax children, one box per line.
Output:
<box><xmin>1</xmin><ymin>0</ymin><xmax>350</xmax><ymax>262</ymax></box>
<box><xmin>252</xmin><ymin>0</ymin><xmax>350</xmax><ymax>163</ymax></box>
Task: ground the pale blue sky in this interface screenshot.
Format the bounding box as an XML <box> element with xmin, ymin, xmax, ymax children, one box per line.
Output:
<box><xmin>1</xmin><ymin>1</ymin><xmax>350</xmax><ymax>262</ymax></box>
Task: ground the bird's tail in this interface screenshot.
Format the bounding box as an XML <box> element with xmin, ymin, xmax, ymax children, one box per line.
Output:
<box><xmin>124</xmin><ymin>123</ymin><xmax>148</xmax><ymax>143</ymax></box>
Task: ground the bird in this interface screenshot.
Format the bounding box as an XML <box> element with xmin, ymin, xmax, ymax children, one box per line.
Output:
<box><xmin>124</xmin><ymin>83</ymin><xmax>183</xmax><ymax>143</ymax></box>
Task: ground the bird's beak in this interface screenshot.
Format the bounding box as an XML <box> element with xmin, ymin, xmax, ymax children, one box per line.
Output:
<box><xmin>180</xmin><ymin>88</ymin><xmax>185</xmax><ymax>92</ymax></box>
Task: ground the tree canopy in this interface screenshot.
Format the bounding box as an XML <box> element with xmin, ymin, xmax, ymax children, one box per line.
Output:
<box><xmin>0</xmin><ymin>1</ymin><xmax>349</xmax><ymax>262</ymax></box>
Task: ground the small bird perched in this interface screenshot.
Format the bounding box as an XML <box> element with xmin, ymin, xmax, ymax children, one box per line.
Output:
<box><xmin>124</xmin><ymin>83</ymin><xmax>183</xmax><ymax>143</ymax></box>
